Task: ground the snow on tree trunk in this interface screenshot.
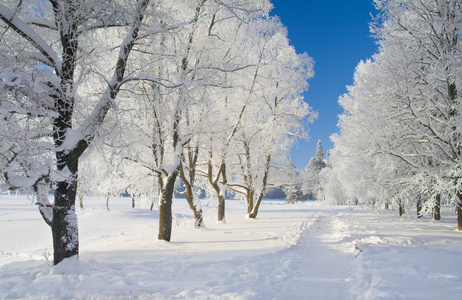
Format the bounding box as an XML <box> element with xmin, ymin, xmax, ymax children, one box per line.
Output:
<box><xmin>53</xmin><ymin>161</ymin><xmax>80</xmax><ymax>265</ymax></box>
<box><xmin>158</xmin><ymin>171</ymin><xmax>178</xmax><ymax>241</ymax></box>
<box><xmin>248</xmin><ymin>154</ymin><xmax>271</xmax><ymax>219</ymax></box>
<box><xmin>33</xmin><ymin>181</ymin><xmax>53</xmax><ymax>227</ymax></box>
<box><xmin>416</xmin><ymin>198</ymin><xmax>423</xmax><ymax>218</ymax></box>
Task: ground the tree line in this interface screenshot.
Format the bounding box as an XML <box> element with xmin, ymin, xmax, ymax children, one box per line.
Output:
<box><xmin>0</xmin><ymin>0</ymin><xmax>314</xmax><ymax>265</ymax></box>
<box><xmin>322</xmin><ymin>0</ymin><xmax>462</xmax><ymax>230</ymax></box>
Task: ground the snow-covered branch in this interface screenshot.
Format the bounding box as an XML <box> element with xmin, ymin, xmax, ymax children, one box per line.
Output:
<box><xmin>0</xmin><ymin>4</ymin><xmax>61</xmax><ymax>73</ymax></box>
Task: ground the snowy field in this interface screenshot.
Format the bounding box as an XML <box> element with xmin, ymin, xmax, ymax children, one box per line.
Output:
<box><xmin>1</xmin><ymin>195</ymin><xmax>461</xmax><ymax>299</ymax></box>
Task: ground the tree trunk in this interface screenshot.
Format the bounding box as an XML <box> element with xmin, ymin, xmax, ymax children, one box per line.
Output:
<box><xmin>398</xmin><ymin>201</ymin><xmax>405</xmax><ymax>216</ymax></box>
<box><xmin>79</xmin><ymin>196</ymin><xmax>84</xmax><ymax>210</ymax></box>
<box><xmin>246</xmin><ymin>190</ymin><xmax>254</xmax><ymax>215</ymax></box>
<box><xmin>433</xmin><ymin>194</ymin><xmax>441</xmax><ymax>221</ymax></box>
<box><xmin>132</xmin><ymin>197</ymin><xmax>135</xmax><ymax>208</ymax></box>
<box><xmin>457</xmin><ymin>194</ymin><xmax>462</xmax><ymax>230</ymax></box>
<box><xmin>248</xmin><ymin>154</ymin><xmax>270</xmax><ymax>219</ymax></box>
<box><xmin>183</xmin><ymin>179</ymin><xmax>204</xmax><ymax>228</ymax></box>
<box><xmin>158</xmin><ymin>171</ymin><xmax>178</xmax><ymax>241</ymax></box>
<box><xmin>208</xmin><ymin>160</ymin><xmax>227</xmax><ymax>222</ymax></box>
<box><xmin>179</xmin><ymin>161</ymin><xmax>204</xmax><ymax>228</ymax></box>
<box><xmin>106</xmin><ymin>193</ymin><xmax>110</xmax><ymax>211</ymax></box>
<box><xmin>52</xmin><ymin>124</ymin><xmax>83</xmax><ymax>265</ymax></box>
<box><xmin>416</xmin><ymin>198</ymin><xmax>423</xmax><ymax>218</ymax></box>
<box><xmin>458</xmin><ymin>205</ymin><xmax>462</xmax><ymax>231</ymax></box>
<box><xmin>218</xmin><ymin>195</ymin><xmax>225</xmax><ymax>222</ymax></box>
<box><xmin>248</xmin><ymin>192</ymin><xmax>263</xmax><ymax>219</ymax></box>
<box><xmin>52</xmin><ymin>171</ymin><xmax>79</xmax><ymax>265</ymax></box>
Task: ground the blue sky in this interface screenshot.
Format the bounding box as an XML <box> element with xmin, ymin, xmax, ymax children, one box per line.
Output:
<box><xmin>270</xmin><ymin>1</ymin><xmax>378</xmax><ymax>169</ymax></box>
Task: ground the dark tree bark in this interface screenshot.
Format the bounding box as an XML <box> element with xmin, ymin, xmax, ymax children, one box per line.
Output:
<box><xmin>0</xmin><ymin>0</ymin><xmax>151</xmax><ymax>265</ymax></box>
<box><xmin>182</xmin><ymin>178</ymin><xmax>204</xmax><ymax>228</ymax></box>
<box><xmin>457</xmin><ymin>194</ymin><xmax>462</xmax><ymax>231</ymax></box>
<box><xmin>208</xmin><ymin>157</ymin><xmax>227</xmax><ymax>222</ymax></box>
<box><xmin>433</xmin><ymin>194</ymin><xmax>441</xmax><ymax>221</ymax></box>
<box><xmin>458</xmin><ymin>205</ymin><xmax>462</xmax><ymax>231</ymax></box>
<box><xmin>106</xmin><ymin>193</ymin><xmax>110</xmax><ymax>211</ymax></box>
<box><xmin>398</xmin><ymin>201</ymin><xmax>405</xmax><ymax>217</ymax></box>
<box><xmin>246</xmin><ymin>190</ymin><xmax>254</xmax><ymax>215</ymax></box>
<box><xmin>416</xmin><ymin>198</ymin><xmax>423</xmax><ymax>218</ymax></box>
<box><xmin>179</xmin><ymin>147</ymin><xmax>204</xmax><ymax>228</ymax></box>
<box><xmin>52</xmin><ymin>149</ymin><xmax>82</xmax><ymax>264</ymax></box>
<box><xmin>158</xmin><ymin>171</ymin><xmax>178</xmax><ymax>241</ymax></box>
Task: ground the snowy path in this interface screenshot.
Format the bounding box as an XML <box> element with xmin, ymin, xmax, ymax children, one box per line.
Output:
<box><xmin>177</xmin><ymin>212</ymin><xmax>355</xmax><ymax>299</ymax></box>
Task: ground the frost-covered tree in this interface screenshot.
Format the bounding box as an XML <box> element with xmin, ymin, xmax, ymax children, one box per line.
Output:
<box><xmin>303</xmin><ymin>140</ymin><xmax>326</xmax><ymax>200</ymax></box>
<box><xmin>0</xmin><ymin>0</ymin><xmax>201</xmax><ymax>264</ymax></box>
<box><xmin>99</xmin><ymin>0</ymin><xmax>276</xmax><ymax>237</ymax></box>
<box><xmin>227</xmin><ymin>17</ymin><xmax>315</xmax><ymax>218</ymax></box>
<box><xmin>328</xmin><ymin>0</ymin><xmax>462</xmax><ymax>228</ymax></box>
<box><xmin>282</xmin><ymin>160</ymin><xmax>307</xmax><ymax>203</ymax></box>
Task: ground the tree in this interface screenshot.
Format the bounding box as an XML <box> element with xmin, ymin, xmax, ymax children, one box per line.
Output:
<box><xmin>99</xmin><ymin>0</ymin><xmax>276</xmax><ymax>237</ymax></box>
<box><xmin>227</xmin><ymin>17</ymin><xmax>315</xmax><ymax>218</ymax></box>
<box><xmin>0</xmin><ymin>0</ymin><xmax>196</xmax><ymax>264</ymax></box>
<box><xmin>303</xmin><ymin>140</ymin><xmax>326</xmax><ymax>200</ymax></box>
<box><xmin>283</xmin><ymin>161</ymin><xmax>308</xmax><ymax>203</ymax></box>
<box><xmin>327</xmin><ymin>0</ymin><xmax>462</xmax><ymax>227</ymax></box>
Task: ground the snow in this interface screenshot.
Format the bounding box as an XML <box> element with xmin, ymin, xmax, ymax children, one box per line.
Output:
<box><xmin>0</xmin><ymin>4</ymin><xmax>61</xmax><ymax>72</ymax></box>
<box><xmin>1</xmin><ymin>195</ymin><xmax>461</xmax><ymax>299</ymax></box>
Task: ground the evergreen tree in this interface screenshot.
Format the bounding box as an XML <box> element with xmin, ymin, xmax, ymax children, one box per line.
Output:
<box><xmin>303</xmin><ymin>140</ymin><xmax>326</xmax><ymax>200</ymax></box>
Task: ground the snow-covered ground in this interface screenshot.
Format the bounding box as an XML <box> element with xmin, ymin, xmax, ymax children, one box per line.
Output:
<box><xmin>1</xmin><ymin>195</ymin><xmax>461</xmax><ymax>299</ymax></box>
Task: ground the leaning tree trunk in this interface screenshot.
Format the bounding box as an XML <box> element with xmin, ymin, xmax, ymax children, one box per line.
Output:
<box><xmin>248</xmin><ymin>192</ymin><xmax>264</xmax><ymax>219</ymax></box>
<box><xmin>248</xmin><ymin>154</ymin><xmax>271</xmax><ymax>219</ymax></box>
<box><xmin>181</xmin><ymin>173</ymin><xmax>204</xmax><ymax>228</ymax></box>
<box><xmin>179</xmin><ymin>152</ymin><xmax>204</xmax><ymax>228</ymax></box>
<box><xmin>158</xmin><ymin>171</ymin><xmax>178</xmax><ymax>241</ymax></box>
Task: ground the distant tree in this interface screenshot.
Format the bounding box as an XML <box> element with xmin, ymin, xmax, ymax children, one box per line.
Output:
<box><xmin>282</xmin><ymin>161</ymin><xmax>308</xmax><ymax>203</ymax></box>
<box><xmin>303</xmin><ymin>140</ymin><xmax>326</xmax><ymax>200</ymax></box>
